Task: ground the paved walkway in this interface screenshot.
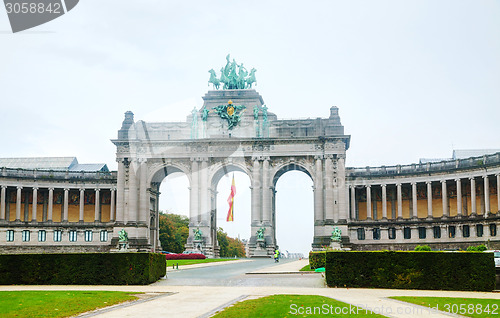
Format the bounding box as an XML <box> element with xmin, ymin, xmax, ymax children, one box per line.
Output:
<box><xmin>246</xmin><ymin>258</ymin><xmax>310</xmax><ymax>274</ymax></box>
<box><xmin>1</xmin><ymin>259</ymin><xmax>499</xmax><ymax>318</ymax></box>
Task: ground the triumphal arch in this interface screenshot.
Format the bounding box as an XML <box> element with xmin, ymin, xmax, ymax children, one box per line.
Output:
<box><xmin>111</xmin><ymin>56</ymin><xmax>350</xmax><ymax>257</ymax></box>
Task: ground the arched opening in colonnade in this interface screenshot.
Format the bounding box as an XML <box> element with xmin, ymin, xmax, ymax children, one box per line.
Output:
<box><xmin>151</xmin><ymin>165</ymin><xmax>190</xmax><ymax>252</ymax></box>
<box><xmin>212</xmin><ymin>166</ymin><xmax>251</xmax><ymax>255</ymax></box>
<box><xmin>273</xmin><ymin>165</ymin><xmax>314</xmax><ymax>257</ymax></box>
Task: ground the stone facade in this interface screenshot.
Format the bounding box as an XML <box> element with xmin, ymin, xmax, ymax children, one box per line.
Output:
<box><xmin>0</xmin><ymin>89</ymin><xmax>499</xmax><ymax>255</ymax></box>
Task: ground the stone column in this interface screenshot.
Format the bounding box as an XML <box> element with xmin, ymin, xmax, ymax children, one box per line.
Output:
<box><xmin>190</xmin><ymin>159</ymin><xmax>199</xmax><ymax>223</ymax></box>
<box><xmin>411</xmin><ymin>182</ymin><xmax>417</xmax><ymax>218</ymax></box>
<box><xmin>63</xmin><ymin>188</ymin><xmax>69</xmax><ymax>222</ymax></box>
<box><xmin>426</xmin><ymin>181</ymin><xmax>433</xmax><ymax>218</ymax></box>
<box><xmin>497</xmin><ymin>174</ymin><xmax>500</xmax><ymax>216</ymax></box>
<box><xmin>484</xmin><ymin>175</ymin><xmax>490</xmax><ymax>217</ymax></box>
<box><xmin>115</xmin><ymin>159</ymin><xmax>125</xmax><ymax>223</ymax></box>
<box><xmin>47</xmin><ymin>188</ymin><xmax>54</xmax><ymax>221</ymax></box>
<box><xmin>337</xmin><ymin>157</ymin><xmax>348</xmax><ymax>222</ymax></box>
<box><xmin>79</xmin><ymin>188</ymin><xmax>85</xmax><ymax>222</ymax></box>
<box><xmin>350</xmin><ymin>185</ymin><xmax>356</xmax><ymax>220</ymax></box>
<box><xmin>314</xmin><ymin>156</ymin><xmax>324</xmax><ymax>222</ymax></box>
<box><xmin>200</xmin><ymin>159</ymin><xmax>209</xmax><ymax>225</ymax></box>
<box><xmin>110</xmin><ymin>188</ymin><xmax>116</xmax><ymax>221</ymax></box>
<box><xmin>139</xmin><ymin>160</ymin><xmax>149</xmax><ymax>224</ymax></box>
<box><xmin>0</xmin><ymin>186</ymin><xmax>5</xmax><ymax>220</ymax></box>
<box><xmin>366</xmin><ymin>185</ymin><xmax>372</xmax><ymax>220</ymax></box>
<box><xmin>262</xmin><ymin>157</ymin><xmax>271</xmax><ymax>223</ymax></box>
<box><xmin>396</xmin><ymin>183</ymin><xmax>403</xmax><ymax>219</ymax></box>
<box><xmin>15</xmin><ymin>186</ymin><xmax>22</xmax><ymax>221</ymax></box>
<box><xmin>381</xmin><ymin>184</ymin><xmax>387</xmax><ymax>219</ymax></box>
<box><xmin>456</xmin><ymin>178</ymin><xmax>462</xmax><ymax>217</ymax></box>
<box><xmin>441</xmin><ymin>180</ymin><xmax>448</xmax><ymax>217</ymax></box>
<box><xmin>251</xmin><ymin>158</ymin><xmax>261</xmax><ymax>224</ymax></box>
<box><xmin>127</xmin><ymin>160</ymin><xmax>138</xmax><ymax>223</ymax></box>
<box><xmin>32</xmin><ymin>187</ymin><xmax>38</xmax><ymax>222</ymax></box>
<box><xmin>324</xmin><ymin>155</ymin><xmax>334</xmax><ymax>220</ymax></box>
<box><xmin>470</xmin><ymin>177</ymin><xmax>476</xmax><ymax>215</ymax></box>
<box><xmin>94</xmin><ymin>189</ymin><xmax>100</xmax><ymax>222</ymax></box>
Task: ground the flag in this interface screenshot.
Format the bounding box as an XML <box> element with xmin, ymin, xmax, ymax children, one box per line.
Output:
<box><xmin>226</xmin><ymin>175</ymin><xmax>236</xmax><ymax>222</ymax></box>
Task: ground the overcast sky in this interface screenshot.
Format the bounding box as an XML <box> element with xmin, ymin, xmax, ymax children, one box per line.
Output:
<box><xmin>1</xmin><ymin>1</ymin><xmax>499</xmax><ymax>255</ymax></box>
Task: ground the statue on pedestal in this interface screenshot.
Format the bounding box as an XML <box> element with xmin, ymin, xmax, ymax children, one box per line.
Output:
<box><xmin>193</xmin><ymin>228</ymin><xmax>203</xmax><ymax>241</ymax></box>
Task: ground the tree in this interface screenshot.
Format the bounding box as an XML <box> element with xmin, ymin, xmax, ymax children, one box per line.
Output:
<box><xmin>158</xmin><ymin>212</ymin><xmax>189</xmax><ymax>253</ymax></box>
<box><xmin>217</xmin><ymin>227</ymin><xmax>246</xmax><ymax>258</ymax></box>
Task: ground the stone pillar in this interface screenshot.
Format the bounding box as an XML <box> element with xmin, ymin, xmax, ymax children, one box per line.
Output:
<box><xmin>337</xmin><ymin>157</ymin><xmax>348</xmax><ymax>222</ymax></box>
<box><xmin>366</xmin><ymin>185</ymin><xmax>372</xmax><ymax>220</ymax></box>
<box><xmin>350</xmin><ymin>185</ymin><xmax>356</xmax><ymax>220</ymax></box>
<box><xmin>32</xmin><ymin>187</ymin><xmax>38</xmax><ymax>222</ymax></box>
<box><xmin>15</xmin><ymin>186</ymin><xmax>22</xmax><ymax>221</ymax></box>
<box><xmin>251</xmin><ymin>158</ymin><xmax>261</xmax><ymax>224</ymax></box>
<box><xmin>63</xmin><ymin>188</ymin><xmax>69</xmax><ymax>222</ymax></box>
<box><xmin>190</xmin><ymin>159</ymin><xmax>199</xmax><ymax>223</ymax></box>
<box><xmin>47</xmin><ymin>188</ymin><xmax>54</xmax><ymax>221</ymax></box>
<box><xmin>426</xmin><ymin>181</ymin><xmax>433</xmax><ymax>218</ymax></box>
<box><xmin>314</xmin><ymin>156</ymin><xmax>324</xmax><ymax>222</ymax></box>
<box><xmin>127</xmin><ymin>160</ymin><xmax>138</xmax><ymax>223</ymax></box>
<box><xmin>470</xmin><ymin>177</ymin><xmax>476</xmax><ymax>215</ymax></box>
<box><xmin>381</xmin><ymin>184</ymin><xmax>387</xmax><ymax>219</ymax></box>
<box><xmin>497</xmin><ymin>174</ymin><xmax>500</xmax><ymax>216</ymax></box>
<box><xmin>262</xmin><ymin>157</ymin><xmax>271</xmax><ymax>223</ymax></box>
<box><xmin>115</xmin><ymin>159</ymin><xmax>125</xmax><ymax>222</ymax></box>
<box><xmin>396</xmin><ymin>183</ymin><xmax>403</xmax><ymax>219</ymax></box>
<box><xmin>484</xmin><ymin>175</ymin><xmax>490</xmax><ymax>217</ymax></box>
<box><xmin>200</xmin><ymin>159</ymin><xmax>209</xmax><ymax>225</ymax></box>
<box><xmin>139</xmin><ymin>160</ymin><xmax>149</xmax><ymax>224</ymax></box>
<box><xmin>0</xmin><ymin>186</ymin><xmax>5</xmax><ymax>220</ymax></box>
<box><xmin>110</xmin><ymin>188</ymin><xmax>116</xmax><ymax>221</ymax></box>
<box><xmin>94</xmin><ymin>189</ymin><xmax>100</xmax><ymax>222</ymax></box>
<box><xmin>79</xmin><ymin>188</ymin><xmax>85</xmax><ymax>222</ymax></box>
<box><xmin>324</xmin><ymin>155</ymin><xmax>334</xmax><ymax>221</ymax></box>
<box><xmin>411</xmin><ymin>182</ymin><xmax>417</xmax><ymax>218</ymax></box>
<box><xmin>441</xmin><ymin>180</ymin><xmax>448</xmax><ymax>217</ymax></box>
<box><xmin>456</xmin><ymin>178</ymin><xmax>462</xmax><ymax>217</ymax></box>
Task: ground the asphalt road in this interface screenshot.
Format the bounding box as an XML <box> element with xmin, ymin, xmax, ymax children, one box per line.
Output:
<box><xmin>153</xmin><ymin>258</ymin><xmax>325</xmax><ymax>288</ymax></box>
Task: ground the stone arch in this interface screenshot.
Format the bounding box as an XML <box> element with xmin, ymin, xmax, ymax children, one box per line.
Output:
<box><xmin>209</xmin><ymin>161</ymin><xmax>252</xmax><ymax>189</ymax></box>
<box><xmin>148</xmin><ymin>162</ymin><xmax>191</xmax><ymax>186</ymax></box>
<box><xmin>272</xmin><ymin>162</ymin><xmax>314</xmax><ymax>187</ymax></box>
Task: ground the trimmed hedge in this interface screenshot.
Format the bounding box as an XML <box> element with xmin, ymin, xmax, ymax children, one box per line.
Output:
<box><xmin>0</xmin><ymin>253</ymin><xmax>166</xmax><ymax>285</ymax></box>
<box><xmin>325</xmin><ymin>251</ymin><xmax>496</xmax><ymax>291</ymax></box>
<box><xmin>165</xmin><ymin>253</ymin><xmax>206</xmax><ymax>260</ymax></box>
<box><xmin>309</xmin><ymin>251</ymin><xmax>326</xmax><ymax>269</ymax></box>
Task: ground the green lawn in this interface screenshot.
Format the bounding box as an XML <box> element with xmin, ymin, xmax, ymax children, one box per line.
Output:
<box><xmin>167</xmin><ymin>258</ymin><xmax>238</xmax><ymax>267</ymax></box>
<box><xmin>299</xmin><ymin>264</ymin><xmax>314</xmax><ymax>271</ymax></box>
<box><xmin>0</xmin><ymin>291</ymin><xmax>138</xmax><ymax>318</ymax></box>
<box><xmin>213</xmin><ymin>294</ymin><xmax>385</xmax><ymax>317</ymax></box>
<box><xmin>390</xmin><ymin>296</ymin><xmax>500</xmax><ymax>318</ymax></box>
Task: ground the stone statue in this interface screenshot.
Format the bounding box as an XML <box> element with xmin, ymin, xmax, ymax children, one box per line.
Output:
<box><xmin>191</xmin><ymin>107</ymin><xmax>198</xmax><ymax>139</ymax></box>
<box><xmin>118</xmin><ymin>229</ymin><xmax>128</xmax><ymax>242</ymax></box>
<box><xmin>193</xmin><ymin>228</ymin><xmax>203</xmax><ymax>241</ymax></box>
<box><xmin>256</xmin><ymin>227</ymin><xmax>265</xmax><ymax>240</ymax></box>
<box><xmin>202</xmin><ymin>106</ymin><xmax>209</xmax><ymax>121</ymax></box>
<box><xmin>209</xmin><ymin>55</ymin><xmax>257</xmax><ymax>90</ymax></box>
<box><xmin>253</xmin><ymin>106</ymin><xmax>259</xmax><ymax>121</ymax></box>
<box><xmin>331</xmin><ymin>227</ymin><xmax>342</xmax><ymax>242</ymax></box>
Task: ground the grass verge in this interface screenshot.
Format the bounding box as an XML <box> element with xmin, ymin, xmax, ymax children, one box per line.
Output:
<box><xmin>0</xmin><ymin>291</ymin><xmax>138</xmax><ymax>318</ymax></box>
<box><xmin>212</xmin><ymin>294</ymin><xmax>385</xmax><ymax>317</ymax></box>
<box><xmin>299</xmin><ymin>264</ymin><xmax>314</xmax><ymax>271</ymax></box>
<box><xmin>390</xmin><ymin>296</ymin><xmax>500</xmax><ymax>318</ymax></box>
<box><xmin>167</xmin><ymin>258</ymin><xmax>238</xmax><ymax>267</ymax></box>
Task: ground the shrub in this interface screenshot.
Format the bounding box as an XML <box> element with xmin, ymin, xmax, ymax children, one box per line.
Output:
<box><xmin>165</xmin><ymin>253</ymin><xmax>206</xmax><ymax>260</ymax></box>
<box><xmin>325</xmin><ymin>251</ymin><xmax>495</xmax><ymax>291</ymax></box>
<box><xmin>0</xmin><ymin>253</ymin><xmax>166</xmax><ymax>285</ymax></box>
<box><xmin>467</xmin><ymin>245</ymin><xmax>487</xmax><ymax>252</ymax></box>
<box><xmin>414</xmin><ymin>245</ymin><xmax>432</xmax><ymax>251</ymax></box>
<box><xmin>309</xmin><ymin>251</ymin><xmax>325</xmax><ymax>269</ymax></box>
